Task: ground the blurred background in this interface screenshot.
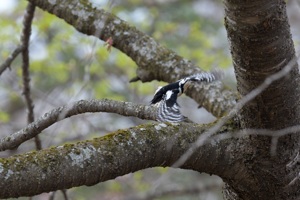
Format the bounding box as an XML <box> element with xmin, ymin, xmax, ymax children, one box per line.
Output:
<box><xmin>0</xmin><ymin>0</ymin><xmax>299</xmax><ymax>199</ymax></box>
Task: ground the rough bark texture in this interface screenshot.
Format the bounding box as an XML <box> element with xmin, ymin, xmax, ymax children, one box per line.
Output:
<box><xmin>25</xmin><ymin>0</ymin><xmax>236</xmax><ymax>117</ymax></box>
<box><xmin>0</xmin><ymin>121</ymin><xmax>238</xmax><ymax>198</ymax></box>
<box><xmin>223</xmin><ymin>0</ymin><xmax>300</xmax><ymax>199</ymax></box>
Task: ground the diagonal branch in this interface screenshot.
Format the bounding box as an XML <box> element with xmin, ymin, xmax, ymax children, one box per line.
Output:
<box><xmin>25</xmin><ymin>0</ymin><xmax>236</xmax><ymax>117</ymax></box>
<box><xmin>0</xmin><ymin>99</ymin><xmax>157</xmax><ymax>151</ymax></box>
<box><xmin>0</xmin><ymin>45</ymin><xmax>23</xmax><ymax>75</ymax></box>
<box><xmin>0</xmin><ymin>121</ymin><xmax>238</xmax><ymax>198</ymax></box>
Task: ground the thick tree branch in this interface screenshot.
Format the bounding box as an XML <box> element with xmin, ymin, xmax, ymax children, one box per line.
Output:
<box><xmin>25</xmin><ymin>0</ymin><xmax>236</xmax><ymax>117</ymax></box>
<box><xmin>0</xmin><ymin>121</ymin><xmax>238</xmax><ymax>198</ymax></box>
<box><xmin>0</xmin><ymin>99</ymin><xmax>157</xmax><ymax>151</ymax></box>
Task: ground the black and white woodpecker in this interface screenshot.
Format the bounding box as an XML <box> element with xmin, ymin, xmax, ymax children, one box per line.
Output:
<box><xmin>150</xmin><ymin>72</ymin><xmax>218</xmax><ymax>123</ymax></box>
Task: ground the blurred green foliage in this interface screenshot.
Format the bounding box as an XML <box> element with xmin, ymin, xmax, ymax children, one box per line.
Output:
<box><xmin>0</xmin><ymin>111</ymin><xmax>10</xmax><ymax>123</ymax></box>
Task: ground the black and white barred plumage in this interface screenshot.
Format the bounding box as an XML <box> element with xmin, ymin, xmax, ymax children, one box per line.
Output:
<box><xmin>151</xmin><ymin>72</ymin><xmax>218</xmax><ymax>123</ymax></box>
<box><xmin>156</xmin><ymin>90</ymin><xmax>186</xmax><ymax>122</ymax></box>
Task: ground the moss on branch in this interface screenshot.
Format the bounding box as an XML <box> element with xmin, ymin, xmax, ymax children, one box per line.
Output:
<box><xmin>0</xmin><ymin>121</ymin><xmax>239</xmax><ymax>198</ymax></box>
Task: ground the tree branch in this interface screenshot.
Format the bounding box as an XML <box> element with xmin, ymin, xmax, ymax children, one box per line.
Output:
<box><xmin>25</xmin><ymin>0</ymin><xmax>236</xmax><ymax>117</ymax></box>
<box><xmin>0</xmin><ymin>99</ymin><xmax>157</xmax><ymax>151</ymax></box>
<box><xmin>0</xmin><ymin>121</ymin><xmax>237</xmax><ymax>198</ymax></box>
<box><xmin>20</xmin><ymin>2</ymin><xmax>42</xmax><ymax>150</ymax></box>
<box><xmin>0</xmin><ymin>45</ymin><xmax>23</xmax><ymax>75</ymax></box>
<box><xmin>21</xmin><ymin>3</ymin><xmax>35</xmax><ymax>124</ymax></box>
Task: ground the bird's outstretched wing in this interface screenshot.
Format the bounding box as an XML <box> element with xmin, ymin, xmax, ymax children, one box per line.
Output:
<box><xmin>156</xmin><ymin>89</ymin><xmax>186</xmax><ymax>122</ymax></box>
<box><xmin>180</xmin><ymin>72</ymin><xmax>217</xmax><ymax>83</ymax></box>
<box><xmin>150</xmin><ymin>71</ymin><xmax>219</xmax><ymax>105</ymax></box>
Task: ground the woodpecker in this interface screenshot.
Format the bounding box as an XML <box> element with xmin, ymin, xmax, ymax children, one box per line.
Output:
<box><xmin>151</xmin><ymin>72</ymin><xmax>218</xmax><ymax>123</ymax></box>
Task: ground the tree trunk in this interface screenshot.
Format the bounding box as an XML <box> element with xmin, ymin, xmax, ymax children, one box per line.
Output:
<box><xmin>223</xmin><ymin>0</ymin><xmax>300</xmax><ymax>199</ymax></box>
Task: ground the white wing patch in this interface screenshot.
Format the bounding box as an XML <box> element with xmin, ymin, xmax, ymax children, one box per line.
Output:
<box><xmin>165</xmin><ymin>90</ymin><xmax>173</xmax><ymax>100</ymax></box>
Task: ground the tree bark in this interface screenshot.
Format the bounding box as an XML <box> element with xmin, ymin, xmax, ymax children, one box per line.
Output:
<box><xmin>223</xmin><ymin>0</ymin><xmax>300</xmax><ymax>199</ymax></box>
<box><xmin>0</xmin><ymin>121</ymin><xmax>238</xmax><ymax>198</ymax></box>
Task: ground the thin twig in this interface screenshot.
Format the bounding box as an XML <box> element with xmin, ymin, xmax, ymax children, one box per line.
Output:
<box><xmin>61</xmin><ymin>189</ymin><xmax>68</xmax><ymax>200</ymax></box>
<box><xmin>0</xmin><ymin>99</ymin><xmax>157</xmax><ymax>151</ymax></box>
<box><xmin>0</xmin><ymin>45</ymin><xmax>23</xmax><ymax>76</ymax></box>
<box><xmin>20</xmin><ymin>2</ymin><xmax>42</xmax><ymax>150</ymax></box>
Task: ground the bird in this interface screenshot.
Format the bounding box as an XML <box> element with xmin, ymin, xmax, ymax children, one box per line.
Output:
<box><xmin>151</xmin><ymin>72</ymin><xmax>219</xmax><ymax>123</ymax></box>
